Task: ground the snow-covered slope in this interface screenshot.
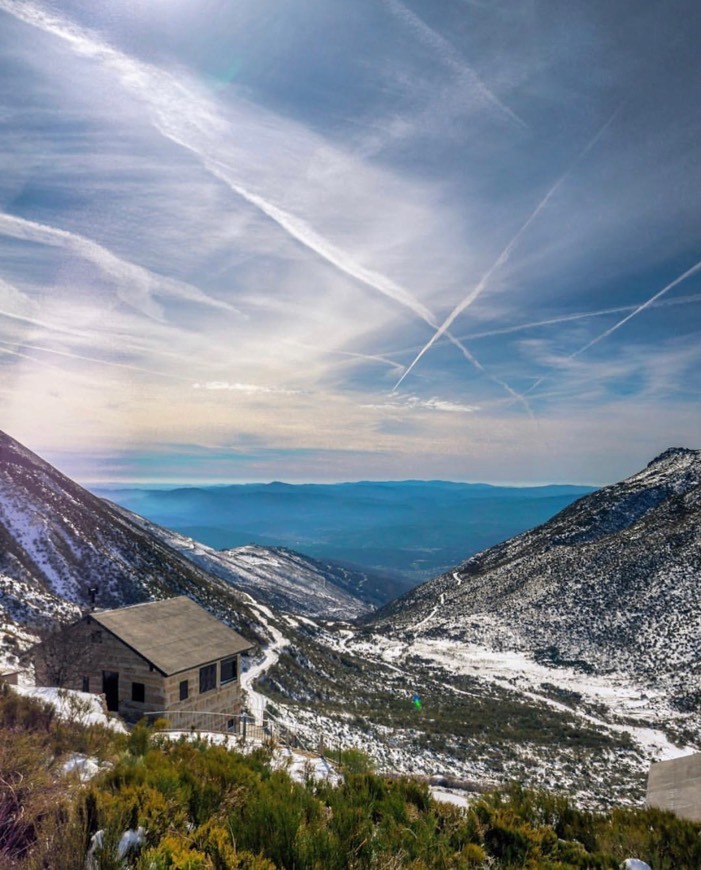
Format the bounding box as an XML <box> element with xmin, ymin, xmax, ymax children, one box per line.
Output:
<box><xmin>370</xmin><ymin>447</ymin><xmax>701</xmax><ymax>710</ymax></box>
<box><xmin>243</xmin><ymin>450</ymin><xmax>700</xmax><ymax>809</ymax></box>
<box><xmin>116</xmin><ymin>508</ymin><xmax>373</xmax><ymax>619</ymax></box>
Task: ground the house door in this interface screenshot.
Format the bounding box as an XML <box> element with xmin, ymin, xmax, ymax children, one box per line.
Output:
<box><xmin>102</xmin><ymin>670</ymin><xmax>119</xmax><ymax>712</ymax></box>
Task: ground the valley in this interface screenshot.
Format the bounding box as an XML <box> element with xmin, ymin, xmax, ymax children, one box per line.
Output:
<box><xmin>1</xmin><ymin>430</ymin><xmax>699</xmax><ymax>813</ymax></box>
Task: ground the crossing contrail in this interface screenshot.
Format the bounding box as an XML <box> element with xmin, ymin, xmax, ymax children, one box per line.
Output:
<box><xmin>570</xmin><ymin>258</ymin><xmax>701</xmax><ymax>358</ymax></box>
<box><xmin>393</xmin><ymin>110</ymin><xmax>620</xmax><ymax>391</ymax></box>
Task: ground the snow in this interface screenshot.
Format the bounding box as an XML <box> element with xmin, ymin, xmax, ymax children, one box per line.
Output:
<box><xmin>62</xmin><ymin>753</ymin><xmax>102</xmax><ymax>781</ymax></box>
<box><xmin>123</xmin><ymin>518</ymin><xmax>371</xmax><ymax>619</ymax></box>
<box><xmin>12</xmin><ymin>685</ymin><xmax>127</xmax><ymax>732</ymax></box>
<box><xmin>273</xmin><ymin>746</ymin><xmax>343</xmax><ymax>786</ymax></box>
<box><xmin>154</xmin><ymin>729</ymin><xmax>341</xmax><ymax>786</ymax></box>
<box><xmin>622</xmin><ymin>860</ymin><xmax>651</xmax><ymax>870</ymax></box>
<box><xmin>0</xmin><ymin>489</ymin><xmax>77</xmax><ymax>600</ymax></box>
<box><xmin>430</xmin><ymin>786</ymin><xmax>470</xmax><ymax>808</ymax></box>
<box><xmin>362</xmin><ymin>633</ymin><xmax>693</xmax><ymax>762</ymax></box>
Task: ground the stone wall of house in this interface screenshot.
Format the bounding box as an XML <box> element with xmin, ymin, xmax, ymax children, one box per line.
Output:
<box><xmin>160</xmin><ymin>655</ymin><xmax>244</xmax><ymax>731</ymax></box>
<box><xmin>34</xmin><ymin>615</ymin><xmax>166</xmax><ymax>722</ymax></box>
<box><xmin>647</xmin><ymin>753</ymin><xmax>701</xmax><ymax>822</ymax></box>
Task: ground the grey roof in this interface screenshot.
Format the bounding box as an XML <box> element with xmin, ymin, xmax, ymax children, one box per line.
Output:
<box><xmin>90</xmin><ymin>596</ymin><xmax>253</xmax><ymax>675</ymax></box>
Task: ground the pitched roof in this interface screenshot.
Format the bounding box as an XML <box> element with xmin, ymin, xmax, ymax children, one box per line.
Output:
<box><xmin>90</xmin><ymin>596</ymin><xmax>253</xmax><ymax>675</ymax></box>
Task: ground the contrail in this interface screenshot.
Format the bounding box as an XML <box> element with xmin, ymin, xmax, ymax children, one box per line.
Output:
<box><xmin>457</xmin><ymin>292</ymin><xmax>701</xmax><ymax>342</ymax></box>
<box><xmin>0</xmin><ymin>211</ymin><xmax>236</xmax><ymax>320</ymax></box>
<box><xmin>393</xmin><ymin>110</ymin><xmax>620</xmax><ymax>390</ymax></box>
<box><xmin>2</xmin><ymin>0</ymin><xmax>532</xmax><ymax>409</ymax></box>
<box><xmin>0</xmin><ymin>1</ymin><xmax>435</xmax><ymax>325</ymax></box>
<box><xmin>570</xmin><ymin>259</ymin><xmax>701</xmax><ymax>358</ymax></box>
<box><xmin>521</xmin><ymin>260</ymin><xmax>701</xmax><ymax>402</ymax></box>
<box><xmin>0</xmin><ymin>336</ymin><xmax>189</xmax><ymax>381</ymax></box>
<box><xmin>384</xmin><ymin>0</ymin><xmax>528</xmax><ymax>130</ymax></box>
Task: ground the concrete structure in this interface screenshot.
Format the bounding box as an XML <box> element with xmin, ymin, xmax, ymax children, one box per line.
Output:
<box><xmin>646</xmin><ymin>752</ymin><xmax>701</xmax><ymax>823</ymax></box>
<box><xmin>34</xmin><ymin>596</ymin><xmax>253</xmax><ymax>726</ymax></box>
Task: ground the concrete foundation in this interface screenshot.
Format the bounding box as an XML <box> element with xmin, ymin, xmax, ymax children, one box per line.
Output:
<box><xmin>646</xmin><ymin>753</ymin><xmax>701</xmax><ymax>823</ymax></box>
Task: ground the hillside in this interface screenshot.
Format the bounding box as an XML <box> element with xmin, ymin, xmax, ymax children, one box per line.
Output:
<box><xmin>250</xmin><ymin>450</ymin><xmax>701</xmax><ymax>808</ymax></box>
<box><xmin>115</xmin><ymin>506</ymin><xmax>376</xmax><ymax>618</ymax></box>
<box><xmin>2</xmin><ymin>431</ymin><xmax>699</xmax><ymax>810</ymax></box>
<box><xmin>369</xmin><ymin>447</ymin><xmax>701</xmax><ymax>709</ymax></box>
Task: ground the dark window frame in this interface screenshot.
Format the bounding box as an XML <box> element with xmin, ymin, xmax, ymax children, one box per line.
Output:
<box><xmin>199</xmin><ymin>663</ymin><xmax>217</xmax><ymax>694</ymax></box>
<box><xmin>131</xmin><ymin>682</ymin><xmax>145</xmax><ymax>703</ymax></box>
<box><xmin>220</xmin><ymin>656</ymin><xmax>238</xmax><ymax>685</ymax></box>
<box><xmin>179</xmin><ymin>679</ymin><xmax>189</xmax><ymax>701</ymax></box>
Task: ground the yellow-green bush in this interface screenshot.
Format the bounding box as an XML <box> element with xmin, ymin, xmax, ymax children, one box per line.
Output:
<box><xmin>3</xmin><ymin>686</ymin><xmax>701</xmax><ymax>869</ymax></box>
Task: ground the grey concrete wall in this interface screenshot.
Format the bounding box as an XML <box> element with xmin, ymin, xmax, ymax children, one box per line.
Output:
<box><xmin>646</xmin><ymin>753</ymin><xmax>701</xmax><ymax>823</ymax></box>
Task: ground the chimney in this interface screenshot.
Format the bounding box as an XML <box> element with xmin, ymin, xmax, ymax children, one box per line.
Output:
<box><xmin>88</xmin><ymin>586</ymin><xmax>99</xmax><ymax>611</ymax></box>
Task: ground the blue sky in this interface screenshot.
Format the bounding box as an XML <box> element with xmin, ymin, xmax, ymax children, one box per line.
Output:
<box><xmin>1</xmin><ymin>0</ymin><xmax>700</xmax><ymax>484</ymax></box>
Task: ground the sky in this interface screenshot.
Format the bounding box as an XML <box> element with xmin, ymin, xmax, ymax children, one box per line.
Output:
<box><xmin>0</xmin><ymin>0</ymin><xmax>700</xmax><ymax>485</ymax></box>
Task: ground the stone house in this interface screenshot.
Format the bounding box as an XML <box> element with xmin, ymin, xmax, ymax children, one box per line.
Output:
<box><xmin>34</xmin><ymin>596</ymin><xmax>253</xmax><ymax>726</ymax></box>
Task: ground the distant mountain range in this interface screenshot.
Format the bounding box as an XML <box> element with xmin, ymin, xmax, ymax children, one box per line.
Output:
<box><xmin>92</xmin><ymin>479</ymin><xmax>594</xmax><ymax>583</ymax></box>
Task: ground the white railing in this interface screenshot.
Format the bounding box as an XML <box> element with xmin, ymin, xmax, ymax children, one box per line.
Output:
<box><xmin>144</xmin><ymin>709</ymin><xmax>305</xmax><ymax>749</ymax></box>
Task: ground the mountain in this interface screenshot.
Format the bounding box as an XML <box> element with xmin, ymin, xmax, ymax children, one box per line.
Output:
<box><xmin>370</xmin><ymin>447</ymin><xmax>701</xmax><ymax>710</ymax></box>
<box><xmin>0</xmin><ymin>431</ymin><xmax>374</xmax><ymax>667</ymax></box>
<box><xmin>91</xmin><ymin>479</ymin><xmax>594</xmax><ymax>584</ymax></box>
<box><xmin>110</xmin><ymin>505</ymin><xmax>378</xmax><ymax>618</ymax></box>
<box><xmin>246</xmin><ymin>449</ymin><xmax>701</xmax><ymax>809</ymax></box>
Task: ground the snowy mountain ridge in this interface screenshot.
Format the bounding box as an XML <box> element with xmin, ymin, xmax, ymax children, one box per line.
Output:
<box><xmin>113</xmin><ymin>504</ymin><xmax>374</xmax><ymax>619</ymax></box>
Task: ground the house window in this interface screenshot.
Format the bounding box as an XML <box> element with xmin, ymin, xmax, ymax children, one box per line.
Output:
<box><xmin>81</xmin><ymin>676</ymin><xmax>90</xmax><ymax>692</ymax></box>
<box><xmin>220</xmin><ymin>656</ymin><xmax>238</xmax><ymax>684</ymax></box>
<box><xmin>179</xmin><ymin>679</ymin><xmax>189</xmax><ymax>701</ymax></box>
<box><xmin>131</xmin><ymin>682</ymin><xmax>145</xmax><ymax>703</ymax></box>
<box><xmin>199</xmin><ymin>664</ymin><xmax>216</xmax><ymax>694</ymax></box>
<box><xmin>90</xmin><ymin>630</ymin><xmax>102</xmax><ymax>643</ymax></box>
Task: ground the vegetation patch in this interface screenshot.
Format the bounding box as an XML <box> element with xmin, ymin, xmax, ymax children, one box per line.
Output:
<box><xmin>2</xmin><ymin>687</ymin><xmax>701</xmax><ymax>868</ymax></box>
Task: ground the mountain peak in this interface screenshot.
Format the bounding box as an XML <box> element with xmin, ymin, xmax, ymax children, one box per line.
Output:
<box><xmin>646</xmin><ymin>447</ymin><xmax>699</xmax><ymax>467</ymax></box>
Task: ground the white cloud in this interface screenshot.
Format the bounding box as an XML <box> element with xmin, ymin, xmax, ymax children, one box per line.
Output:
<box><xmin>364</xmin><ymin>393</ymin><xmax>479</xmax><ymax>414</ymax></box>
<box><xmin>193</xmin><ymin>381</ymin><xmax>300</xmax><ymax>395</ymax></box>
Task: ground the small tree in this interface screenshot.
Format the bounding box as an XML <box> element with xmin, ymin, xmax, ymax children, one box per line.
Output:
<box><xmin>32</xmin><ymin>619</ymin><xmax>99</xmax><ymax>690</ymax></box>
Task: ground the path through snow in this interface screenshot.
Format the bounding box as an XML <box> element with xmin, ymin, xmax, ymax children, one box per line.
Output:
<box><xmin>239</xmin><ymin>594</ymin><xmax>289</xmax><ymax>724</ymax></box>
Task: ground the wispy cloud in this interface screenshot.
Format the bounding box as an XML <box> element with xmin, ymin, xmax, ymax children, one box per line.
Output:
<box><xmin>383</xmin><ymin>0</ymin><xmax>527</xmax><ymax>129</ymax></box>
<box><xmin>364</xmin><ymin>393</ymin><xmax>479</xmax><ymax>414</ymax></box>
<box><xmin>0</xmin><ymin>211</ymin><xmax>234</xmax><ymax>320</ymax></box>
<box><xmin>0</xmin><ymin>0</ymin><xmax>537</xmax><ymax>416</ymax></box>
<box><xmin>0</xmin><ymin>1</ymin><xmax>437</xmax><ymax>325</ymax></box>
